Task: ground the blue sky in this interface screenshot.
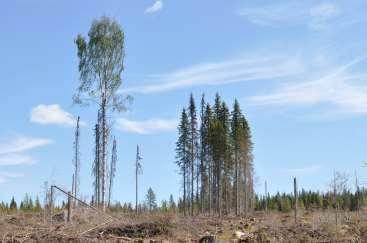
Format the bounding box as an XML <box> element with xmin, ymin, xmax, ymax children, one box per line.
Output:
<box><xmin>1</xmin><ymin>0</ymin><xmax>367</xmax><ymax>204</ymax></box>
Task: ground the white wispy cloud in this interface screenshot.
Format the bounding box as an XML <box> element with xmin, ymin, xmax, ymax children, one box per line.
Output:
<box><xmin>239</xmin><ymin>3</ymin><xmax>306</xmax><ymax>27</ymax></box>
<box><xmin>239</xmin><ymin>2</ymin><xmax>341</xmax><ymax>30</ymax></box>
<box><xmin>0</xmin><ymin>171</ymin><xmax>24</xmax><ymax>184</ymax></box>
<box><xmin>249</xmin><ymin>58</ymin><xmax>367</xmax><ymax>116</ymax></box>
<box><xmin>0</xmin><ymin>154</ymin><xmax>35</xmax><ymax>166</ymax></box>
<box><xmin>0</xmin><ymin>172</ymin><xmax>24</xmax><ymax>178</ymax></box>
<box><xmin>30</xmin><ymin>104</ymin><xmax>83</xmax><ymax>127</ymax></box>
<box><xmin>309</xmin><ymin>3</ymin><xmax>341</xmax><ymax>30</ymax></box>
<box><xmin>282</xmin><ymin>164</ymin><xmax>323</xmax><ymax>175</ymax></box>
<box><xmin>0</xmin><ymin>136</ymin><xmax>53</xmax><ymax>155</ymax></box>
<box><xmin>0</xmin><ymin>136</ymin><xmax>53</xmax><ymax>166</ymax></box>
<box><xmin>121</xmin><ymin>56</ymin><xmax>303</xmax><ymax>94</ymax></box>
<box><xmin>116</xmin><ymin>118</ymin><xmax>177</xmax><ymax>134</ymax></box>
<box><xmin>145</xmin><ymin>0</ymin><xmax>163</xmax><ymax>14</ymax></box>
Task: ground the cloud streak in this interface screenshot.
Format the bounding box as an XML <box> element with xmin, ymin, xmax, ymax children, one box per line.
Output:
<box><xmin>0</xmin><ymin>136</ymin><xmax>53</xmax><ymax>166</ymax></box>
<box><xmin>248</xmin><ymin>58</ymin><xmax>367</xmax><ymax>116</ymax></box>
<box><xmin>0</xmin><ymin>154</ymin><xmax>35</xmax><ymax>166</ymax></box>
<box><xmin>30</xmin><ymin>104</ymin><xmax>82</xmax><ymax>127</ymax></box>
<box><xmin>116</xmin><ymin>118</ymin><xmax>177</xmax><ymax>134</ymax></box>
<box><xmin>309</xmin><ymin>3</ymin><xmax>341</xmax><ymax>30</ymax></box>
<box><xmin>0</xmin><ymin>137</ymin><xmax>53</xmax><ymax>155</ymax></box>
<box><xmin>121</xmin><ymin>56</ymin><xmax>303</xmax><ymax>94</ymax></box>
<box><xmin>239</xmin><ymin>2</ymin><xmax>341</xmax><ymax>30</ymax></box>
<box><xmin>145</xmin><ymin>0</ymin><xmax>163</xmax><ymax>14</ymax></box>
<box><xmin>0</xmin><ymin>171</ymin><xmax>24</xmax><ymax>184</ymax></box>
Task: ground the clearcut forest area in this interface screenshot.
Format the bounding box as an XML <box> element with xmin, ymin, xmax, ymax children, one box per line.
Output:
<box><xmin>1</xmin><ymin>1</ymin><xmax>367</xmax><ymax>243</ymax></box>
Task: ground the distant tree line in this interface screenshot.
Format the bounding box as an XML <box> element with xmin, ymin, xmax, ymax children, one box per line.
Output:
<box><xmin>1</xmin><ymin>187</ymin><xmax>366</xmax><ymax>215</ymax></box>
<box><xmin>0</xmin><ymin>194</ymin><xmax>42</xmax><ymax>214</ymax></box>
<box><xmin>175</xmin><ymin>93</ymin><xmax>254</xmax><ymax>217</ymax></box>
<box><xmin>255</xmin><ymin>188</ymin><xmax>367</xmax><ymax>212</ymax></box>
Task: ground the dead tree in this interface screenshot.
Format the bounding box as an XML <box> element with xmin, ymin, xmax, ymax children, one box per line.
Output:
<box><xmin>265</xmin><ymin>180</ymin><xmax>268</xmax><ymax>214</ymax></box>
<box><xmin>73</xmin><ymin>116</ymin><xmax>81</xmax><ymax>206</ymax></box>
<box><xmin>93</xmin><ymin>123</ymin><xmax>101</xmax><ymax>206</ymax></box>
<box><xmin>67</xmin><ymin>191</ymin><xmax>72</xmax><ymax>222</ymax></box>
<box><xmin>108</xmin><ymin>137</ymin><xmax>117</xmax><ymax>207</ymax></box>
<box><xmin>294</xmin><ymin>177</ymin><xmax>298</xmax><ymax>224</ymax></box>
<box><xmin>135</xmin><ymin>145</ymin><xmax>143</xmax><ymax>213</ymax></box>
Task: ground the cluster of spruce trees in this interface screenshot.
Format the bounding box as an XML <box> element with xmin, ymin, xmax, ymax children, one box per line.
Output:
<box><xmin>255</xmin><ymin>189</ymin><xmax>367</xmax><ymax>212</ymax></box>
<box><xmin>175</xmin><ymin>93</ymin><xmax>254</xmax><ymax>216</ymax></box>
<box><xmin>0</xmin><ymin>195</ymin><xmax>42</xmax><ymax>214</ymax></box>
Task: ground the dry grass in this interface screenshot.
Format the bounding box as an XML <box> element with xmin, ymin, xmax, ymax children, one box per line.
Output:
<box><xmin>0</xmin><ymin>209</ymin><xmax>367</xmax><ymax>242</ymax></box>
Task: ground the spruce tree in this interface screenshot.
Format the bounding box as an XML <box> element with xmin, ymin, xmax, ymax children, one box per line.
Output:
<box><xmin>35</xmin><ymin>196</ymin><xmax>42</xmax><ymax>212</ymax></box>
<box><xmin>231</xmin><ymin>99</ymin><xmax>242</xmax><ymax>215</ymax></box>
<box><xmin>203</xmin><ymin>103</ymin><xmax>213</xmax><ymax>214</ymax></box>
<box><xmin>175</xmin><ymin>93</ymin><xmax>255</xmax><ymax>216</ymax></box>
<box><xmin>188</xmin><ymin>93</ymin><xmax>198</xmax><ymax>216</ymax></box>
<box><xmin>146</xmin><ymin>187</ymin><xmax>157</xmax><ymax>212</ymax></box>
<box><xmin>175</xmin><ymin>109</ymin><xmax>190</xmax><ymax>216</ymax></box>
<box><xmin>169</xmin><ymin>194</ymin><xmax>176</xmax><ymax>213</ymax></box>
<box><xmin>241</xmin><ymin>115</ymin><xmax>254</xmax><ymax>214</ymax></box>
<box><xmin>199</xmin><ymin>94</ymin><xmax>209</xmax><ymax>213</ymax></box>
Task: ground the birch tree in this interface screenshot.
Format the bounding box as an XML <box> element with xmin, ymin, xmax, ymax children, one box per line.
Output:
<box><xmin>74</xmin><ymin>16</ymin><xmax>131</xmax><ymax>210</ymax></box>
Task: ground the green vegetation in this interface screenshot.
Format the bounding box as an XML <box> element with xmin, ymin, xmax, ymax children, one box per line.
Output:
<box><xmin>1</xmin><ymin>188</ymin><xmax>366</xmax><ymax>215</ymax></box>
<box><xmin>175</xmin><ymin>93</ymin><xmax>254</xmax><ymax>216</ymax></box>
<box><xmin>255</xmin><ymin>189</ymin><xmax>367</xmax><ymax>212</ymax></box>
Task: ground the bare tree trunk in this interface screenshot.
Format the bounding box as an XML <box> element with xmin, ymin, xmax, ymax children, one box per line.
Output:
<box><xmin>200</xmin><ymin>160</ymin><xmax>204</xmax><ymax>214</ymax></box>
<box><xmin>235</xmin><ymin>151</ymin><xmax>239</xmax><ymax>216</ymax></box>
<box><xmin>67</xmin><ymin>191</ymin><xmax>72</xmax><ymax>222</ymax></box>
<box><xmin>135</xmin><ymin>145</ymin><xmax>141</xmax><ymax>214</ymax></box>
<box><xmin>294</xmin><ymin>177</ymin><xmax>298</xmax><ymax>224</ymax></box>
<box><xmin>72</xmin><ymin>174</ymin><xmax>75</xmax><ymax>208</ymax></box>
<box><xmin>101</xmin><ymin>93</ymin><xmax>107</xmax><ymax>211</ymax></box>
<box><xmin>355</xmin><ymin>170</ymin><xmax>359</xmax><ymax>214</ymax></box>
<box><xmin>50</xmin><ymin>186</ymin><xmax>54</xmax><ymax>225</ymax></box>
<box><xmin>183</xmin><ymin>156</ymin><xmax>187</xmax><ymax>216</ymax></box>
<box><xmin>244</xmin><ymin>159</ymin><xmax>247</xmax><ymax>216</ymax></box>
<box><xmin>94</xmin><ymin>123</ymin><xmax>101</xmax><ymax>207</ymax></box>
<box><xmin>217</xmin><ymin>164</ymin><xmax>221</xmax><ymax>217</ymax></box>
<box><xmin>333</xmin><ymin>171</ymin><xmax>338</xmax><ymax>233</ymax></box>
<box><xmin>265</xmin><ymin>180</ymin><xmax>268</xmax><ymax>214</ymax></box>
<box><xmin>191</xmin><ymin>142</ymin><xmax>194</xmax><ymax>216</ymax></box>
<box><xmin>136</xmin><ymin>155</ymin><xmax>138</xmax><ymax>214</ymax></box>
<box><xmin>108</xmin><ymin>168</ymin><xmax>113</xmax><ymax>207</ymax></box>
<box><xmin>73</xmin><ymin>116</ymin><xmax>80</xmax><ymax>204</ymax></box>
<box><xmin>208</xmin><ymin>159</ymin><xmax>212</xmax><ymax>215</ymax></box>
<box><xmin>196</xmin><ymin>161</ymin><xmax>199</xmax><ymax>215</ymax></box>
